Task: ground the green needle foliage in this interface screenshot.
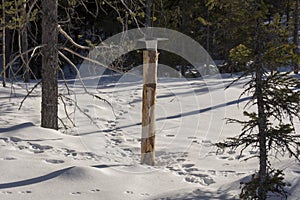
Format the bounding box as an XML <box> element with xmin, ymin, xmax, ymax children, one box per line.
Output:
<box><xmin>215</xmin><ymin>0</ymin><xmax>300</xmax><ymax>199</ymax></box>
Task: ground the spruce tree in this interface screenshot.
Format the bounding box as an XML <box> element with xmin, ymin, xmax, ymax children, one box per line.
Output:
<box><xmin>216</xmin><ymin>1</ymin><xmax>300</xmax><ymax>199</ymax></box>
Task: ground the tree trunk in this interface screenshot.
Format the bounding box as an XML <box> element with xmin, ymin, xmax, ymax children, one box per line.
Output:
<box><xmin>141</xmin><ymin>50</ymin><xmax>158</xmax><ymax>166</ymax></box>
<box><xmin>5</xmin><ymin>24</ymin><xmax>12</xmax><ymax>79</ymax></box>
<box><xmin>254</xmin><ymin>5</ymin><xmax>268</xmax><ymax>198</ymax></box>
<box><xmin>2</xmin><ymin>0</ymin><xmax>6</xmax><ymax>87</ymax></box>
<box><xmin>256</xmin><ymin>65</ymin><xmax>267</xmax><ymax>200</ymax></box>
<box><xmin>293</xmin><ymin>0</ymin><xmax>299</xmax><ymax>74</ymax></box>
<box><xmin>180</xmin><ymin>0</ymin><xmax>187</xmax><ymax>76</ymax></box>
<box><xmin>206</xmin><ymin>9</ymin><xmax>210</xmax><ymax>53</ymax></box>
<box><xmin>21</xmin><ymin>1</ymin><xmax>30</xmax><ymax>82</ymax></box>
<box><xmin>145</xmin><ymin>0</ymin><xmax>152</xmax><ymax>27</ymax></box>
<box><xmin>41</xmin><ymin>0</ymin><xmax>58</xmax><ymax>130</ymax></box>
<box><xmin>286</xmin><ymin>0</ymin><xmax>290</xmax><ymax>26</ymax></box>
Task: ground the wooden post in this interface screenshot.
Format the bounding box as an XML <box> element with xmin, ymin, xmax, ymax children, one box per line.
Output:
<box><xmin>141</xmin><ymin>48</ymin><xmax>158</xmax><ymax>166</ymax></box>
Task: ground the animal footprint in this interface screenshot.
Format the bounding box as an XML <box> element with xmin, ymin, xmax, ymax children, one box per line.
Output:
<box><xmin>2</xmin><ymin>157</ymin><xmax>16</xmax><ymax>161</ymax></box>
<box><xmin>45</xmin><ymin>159</ymin><xmax>64</xmax><ymax>164</ymax></box>
<box><xmin>90</xmin><ymin>189</ymin><xmax>100</xmax><ymax>193</ymax></box>
<box><xmin>29</xmin><ymin>143</ymin><xmax>53</xmax><ymax>153</ymax></box>
<box><xmin>166</xmin><ymin>134</ymin><xmax>175</xmax><ymax>137</ymax></box>
<box><xmin>0</xmin><ymin>191</ymin><xmax>12</xmax><ymax>195</ymax></box>
<box><xmin>185</xmin><ymin>175</ymin><xmax>215</xmax><ymax>185</ymax></box>
<box><xmin>9</xmin><ymin>137</ymin><xmax>22</xmax><ymax>143</ymax></box>
<box><xmin>125</xmin><ymin>190</ymin><xmax>134</xmax><ymax>194</ymax></box>
<box><xmin>70</xmin><ymin>192</ymin><xmax>81</xmax><ymax>195</ymax></box>
<box><xmin>218</xmin><ymin>155</ymin><xmax>229</xmax><ymax>160</ymax></box>
<box><xmin>141</xmin><ymin>192</ymin><xmax>150</xmax><ymax>196</ymax></box>
<box><xmin>182</xmin><ymin>163</ymin><xmax>195</xmax><ymax>168</ymax></box>
<box><xmin>19</xmin><ymin>191</ymin><xmax>32</xmax><ymax>194</ymax></box>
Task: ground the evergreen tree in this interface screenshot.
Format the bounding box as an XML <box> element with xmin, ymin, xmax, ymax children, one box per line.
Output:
<box><xmin>215</xmin><ymin>1</ymin><xmax>300</xmax><ymax>199</ymax></box>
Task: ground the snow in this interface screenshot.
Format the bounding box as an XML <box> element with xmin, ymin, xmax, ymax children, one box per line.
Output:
<box><xmin>0</xmin><ymin>73</ymin><xmax>299</xmax><ymax>200</ymax></box>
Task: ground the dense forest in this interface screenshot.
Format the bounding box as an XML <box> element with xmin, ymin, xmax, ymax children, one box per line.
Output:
<box><xmin>1</xmin><ymin>1</ymin><xmax>300</xmax><ymax>200</ymax></box>
<box><xmin>1</xmin><ymin>0</ymin><xmax>299</xmax><ymax>81</ymax></box>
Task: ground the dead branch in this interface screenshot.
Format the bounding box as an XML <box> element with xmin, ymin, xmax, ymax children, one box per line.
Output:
<box><xmin>62</xmin><ymin>94</ymin><xmax>100</xmax><ymax>128</ymax></box>
<box><xmin>58</xmin><ymin>50</ymin><xmax>117</xmax><ymax>118</ymax></box>
<box><xmin>58</xmin><ymin>67</ymin><xmax>72</xmax><ymax>95</ymax></box>
<box><xmin>27</xmin><ymin>0</ymin><xmax>39</xmax><ymax>20</ymax></box>
<box><xmin>58</xmin><ymin>94</ymin><xmax>76</xmax><ymax>127</ymax></box>
<box><xmin>18</xmin><ymin>81</ymin><xmax>41</xmax><ymax>110</ymax></box>
<box><xmin>58</xmin><ymin>25</ymin><xmax>91</xmax><ymax>50</ymax></box>
<box><xmin>79</xmin><ymin>0</ymin><xmax>99</xmax><ymax>18</ymax></box>
<box><xmin>58</xmin><ymin>117</ymin><xmax>70</xmax><ymax>130</ymax></box>
<box><xmin>60</xmin><ymin>47</ymin><xmax>124</xmax><ymax>74</ymax></box>
<box><xmin>6</xmin><ymin>45</ymin><xmax>45</xmax><ymax>71</ymax></box>
<box><xmin>119</xmin><ymin>0</ymin><xmax>141</xmax><ymax>29</ymax></box>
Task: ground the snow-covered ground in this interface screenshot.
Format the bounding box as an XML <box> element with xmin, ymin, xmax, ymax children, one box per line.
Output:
<box><xmin>0</xmin><ymin>73</ymin><xmax>300</xmax><ymax>200</ymax></box>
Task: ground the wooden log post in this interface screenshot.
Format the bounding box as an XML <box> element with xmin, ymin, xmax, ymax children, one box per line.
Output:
<box><xmin>141</xmin><ymin>43</ymin><xmax>159</xmax><ymax>166</ymax></box>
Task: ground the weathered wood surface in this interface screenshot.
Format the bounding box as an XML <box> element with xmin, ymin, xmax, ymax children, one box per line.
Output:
<box><xmin>141</xmin><ymin>50</ymin><xmax>158</xmax><ymax>166</ymax></box>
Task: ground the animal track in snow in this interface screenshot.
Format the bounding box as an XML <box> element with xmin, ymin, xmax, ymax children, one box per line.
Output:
<box><xmin>0</xmin><ymin>136</ymin><xmax>103</xmax><ymax>162</ymax></box>
<box><xmin>28</xmin><ymin>143</ymin><xmax>53</xmax><ymax>153</ymax></box>
<box><xmin>45</xmin><ymin>159</ymin><xmax>65</xmax><ymax>164</ymax></box>
<box><xmin>141</xmin><ymin>192</ymin><xmax>150</xmax><ymax>196</ymax></box>
<box><xmin>70</xmin><ymin>191</ymin><xmax>82</xmax><ymax>196</ymax></box>
<box><xmin>182</xmin><ymin>163</ymin><xmax>195</xmax><ymax>168</ymax></box>
<box><xmin>0</xmin><ymin>191</ymin><xmax>12</xmax><ymax>195</ymax></box>
<box><xmin>90</xmin><ymin>189</ymin><xmax>101</xmax><ymax>193</ymax></box>
<box><xmin>185</xmin><ymin>174</ymin><xmax>215</xmax><ymax>185</ymax></box>
<box><xmin>125</xmin><ymin>190</ymin><xmax>134</xmax><ymax>194</ymax></box>
<box><xmin>165</xmin><ymin>134</ymin><xmax>175</xmax><ymax>137</ymax></box>
<box><xmin>19</xmin><ymin>190</ymin><xmax>32</xmax><ymax>194</ymax></box>
<box><xmin>0</xmin><ymin>190</ymin><xmax>33</xmax><ymax>195</ymax></box>
<box><xmin>1</xmin><ymin>157</ymin><xmax>17</xmax><ymax>161</ymax></box>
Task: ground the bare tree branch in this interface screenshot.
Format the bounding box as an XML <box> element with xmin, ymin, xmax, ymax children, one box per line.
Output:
<box><xmin>58</xmin><ymin>24</ymin><xmax>91</xmax><ymax>50</ymax></box>
<box><xmin>18</xmin><ymin>81</ymin><xmax>41</xmax><ymax>110</ymax></box>
<box><xmin>6</xmin><ymin>45</ymin><xmax>45</xmax><ymax>71</ymax></box>
<box><xmin>58</xmin><ymin>50</ymin><xmax>117</xmax><ymax>118</ymax></box>
<box><xmin>60</xmin><ymin>47</ymin><xmax>124</xmax><ymax>74</ymax></box>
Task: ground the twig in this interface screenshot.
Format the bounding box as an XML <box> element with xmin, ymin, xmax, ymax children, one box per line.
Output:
<box><xmin>58</xmin><ymin>50</ymin><xmax>117</xmax><ymax>118</ymax></box>
<box><xmin>58</xmin><ymin>94</ymin><xmax>76</xmax><ymax>127</ymax></box>
<box><xmin>60</xmin><ymin>47</ymin><xmax>124</xmax><ymax>74</ymax></box>
<box><xmin>58</xmin><ymin>25</ymin><xmax>91</xmax><ymax>50</ymax></box>
<box><xmin>58</xmin><ymin>67</ymin><xmax>71</xmax><ymax>95</ymax></box>
<box><xmin>58</xmin><ymin>117</ymin><xmax>70</xmax><ymax>130</ymax></box>
<box><xmin>18</xmin><ymin>81</ymin><xmax>41</xmax><ymax>110</ymax></box>
<box><xmin>6</xmin><ymin>45</ymin><xmax>45</xmax><ymax>71</ymax></box>
<box><xmin>62</xmin><ymin>95</ymin><xmax>100</xmax><ymax>127</ymax></box>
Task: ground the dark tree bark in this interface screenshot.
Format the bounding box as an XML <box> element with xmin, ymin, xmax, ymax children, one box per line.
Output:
<box><xmin>41</xmin><ymin>0</ymin><xmax>58</xmax><ymax>130</ymax></box>
<box><xmin>286</xmin><ymin>0</ymin><xmax>290</xmax><ymax>25</ymax></box>
<box><xmin>5</xmin><ymin>25</ymin><xmax>12</xmax><ymax>79</ymax></box>
<box><xmin>206</xmin><ymin>9</ymin><xmax>210</xmax><ymax>53</ymax></box>
<box><xmin>256</xmin><ymin>65</ymin><xmax>267</xmax><ymax>200</ymax></box>
<box><xmin>2</xmin><ymin>0</ymin><xmax>6</xmax><ymax>87</ymax></box>
<box><xmin>293</xmin><ymin>0</ymin><xmax>299</xmax><ymax>74</ymax></box>
<box><xmin>255</xmin><ymin>10</ymin><xmax>267</xmax><ymax>199</ymax></box>
<box><xmin>21</xmin><ymin>1</ymin><xmax>30</xmax><ymax>82</ymax></box>
<box><xmin>145</xmin><ymin>0</ymin><xmax>152</xmax><ymax>27</ymax></box>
